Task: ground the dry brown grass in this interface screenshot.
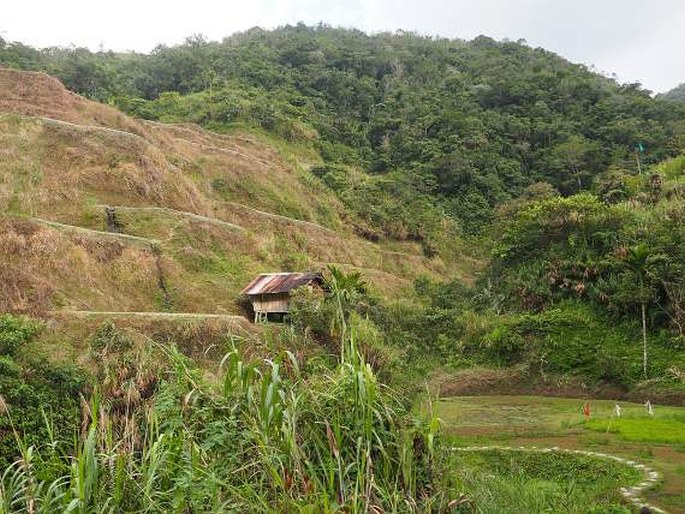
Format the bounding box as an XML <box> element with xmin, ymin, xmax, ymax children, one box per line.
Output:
<box><xmin>0</xmin><ymin>114</ymin><xmax>208</xmax><ymax>220</ymax></box>
<box><xmin>0</xmin><ymin>68</ymin><xmax>161</xmax><ymax>140</ymax></box>
<box><xmin>0</xmin><ymin>219</ymin><xmax>54</xmax><ymax>314</ymax></box>
<box><xmin>39</xmin><ymin>312</ymin><xmax>271</xmax><ymax>374</ymax></box>
<box><xmin>146</xmin><ymin>123</ymin><xmax>346</xmax><ymax>229</ymax></box>
<box><xmin>0</xmin><ymin>217</ymin><xmax>164</xmax><ymax>314</ymax></box>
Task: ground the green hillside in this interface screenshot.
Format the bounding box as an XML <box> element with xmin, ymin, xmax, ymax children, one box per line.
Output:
<box><xmin>2</xmin><ymin>22</ymin><xmax>685</xmax><ymax>406</ymax></box>
<box><xmin>1</xmin><ymin>26</ymin><xmax>685</xmax><ymax>513</ymax></box>
<box><xmin>0</xmin><ymin>66</ymin><xmax>470</xmax><ymax>313</ymax></box>
<box><xmin>3</xmin><ymin>26</ymin><xmax>685</xmax><ymax>236</ymax></box>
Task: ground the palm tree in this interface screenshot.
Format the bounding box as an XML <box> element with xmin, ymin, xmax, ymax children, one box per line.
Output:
<box><xmin>324</xmin><ymin>265</ymin><xmax>366</xmax><ymax>361</ymax></box>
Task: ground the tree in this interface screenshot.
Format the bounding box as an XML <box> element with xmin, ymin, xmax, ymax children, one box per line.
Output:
<box><xmin>660</xmin><ymin>83</ymin><xmax>685</xmax><ymax>103</ymax></box>
<box><xmin>623</xmin><ymin>243</ymin><xmax>665</xmax><ymax>377</ymax></box>
<box><xmin>550</xmin><ymin>135</ymin><xmax>598</xmax><ymax>193</ymax></box>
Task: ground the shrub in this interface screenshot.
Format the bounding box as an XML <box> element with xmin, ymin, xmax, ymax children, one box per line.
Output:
<box><xmin>483</xmin><ymin>325</ymin><xmax>527</xmax><ymax>365</ymax></box>
<box><xmin>0</xmin><ymin>314</ymin><xmax>43</xmax><ymax>356</ymax></box>
<box><xmin>0</xmin><ymin>355</ymin><xmax>20</xmax><ymax>377</ymax></box>
<box><xmin>0</xmin><ymin>356</ymin><xmax>85</xmax><ymax>470</ymax></box>
<box><xmin>89</xmin><ymin>320</ymin><xmax>132</xmax><ymax>359</ymax></box>
<box><xmin>289</xmin><ymin>286</ymin><xmax>332</xmax><ymax>338</ymax></box>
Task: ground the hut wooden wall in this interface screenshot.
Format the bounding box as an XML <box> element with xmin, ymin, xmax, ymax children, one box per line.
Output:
<box><xmin>250</xmin><ymin>292</ymin><xmax>291</xmax><ymax>313</ymax></box>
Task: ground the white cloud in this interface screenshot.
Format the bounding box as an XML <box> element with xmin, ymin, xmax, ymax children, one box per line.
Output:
<box><xmin>1</xmin><ymin>0</ymin><xmax>684</xmax><ymax>92</ymax></box>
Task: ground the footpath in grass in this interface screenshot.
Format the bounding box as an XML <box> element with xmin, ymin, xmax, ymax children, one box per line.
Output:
<box><xmin>437</xmin><ymin>395</ymin><xmax>685</xmax><ymax>513</ymax></box>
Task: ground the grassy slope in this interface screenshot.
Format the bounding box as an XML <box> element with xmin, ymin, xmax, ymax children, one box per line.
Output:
<box><xmin>0</xmin><ymin>68</ymin><xmax>479</xmax><ymax>357</ymax></box>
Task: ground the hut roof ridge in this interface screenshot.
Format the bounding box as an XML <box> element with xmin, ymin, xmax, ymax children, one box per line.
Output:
<box><xmin>242</xmin><ymin>271</ymin><xmax>323</xmax><ymax>295</ymax></box>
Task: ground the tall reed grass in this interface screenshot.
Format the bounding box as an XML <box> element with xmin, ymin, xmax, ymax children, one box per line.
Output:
<box><xmin>0</xmin><ymin>329</ymin><xmax>453</xmax><ymax>513</ymax></box>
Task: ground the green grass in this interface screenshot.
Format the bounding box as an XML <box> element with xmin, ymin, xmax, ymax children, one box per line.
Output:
<box><xmin>450</xmin><ymin>449</ymin><xmax>640</xmax><ymax>513</ymax></box>
<box><xmin>437</xmin><ymin>395</ymin><xmax>685</xmax><ymax>435</ymax></box>
<box><xmin>438</xmin><ymin>395</ymin><xmax>685</xmax><ymax>513</ymax></box>
<box><xmin>585</xmin><ymin>416</ymin><xmax>685</xmax><ymax>444</ymax></box>
<box><xmin>653</xmin><ymin>154</ymin><xmax>685</xmax><ymax>179</ymax></box>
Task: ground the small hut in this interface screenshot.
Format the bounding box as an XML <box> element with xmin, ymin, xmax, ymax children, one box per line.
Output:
<box><xmin>242</xmin><ymin>272</ymin><xmax>324</xmax><ymax>322</ymax></box>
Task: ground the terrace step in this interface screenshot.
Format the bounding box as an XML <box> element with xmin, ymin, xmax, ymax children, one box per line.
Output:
<box><xmin>95</xmin><ymin>205</ymin><xmax>246</xmax><ymax>232</ymax></box>
<box><xmin>30</xmin><ymin>217</ymin><xmax>159</xmax><ymax>245</ymax></box>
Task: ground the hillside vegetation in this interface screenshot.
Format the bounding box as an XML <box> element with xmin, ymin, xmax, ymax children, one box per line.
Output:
<box><xmin>1</xmin><ymin>24</ymin><xmax>685</xmax><ymax>399</ymax></box>
<box><xmin>1</xmin><ymin>26</ymin><xmax>685</xmax><ymax>512</ymax></box>
<box><xmin>3</xmin><ymin>26</ymin><xmax>685</xmax><ymax>236</ymax></box>
<box><xmin>2</xmin><ymin>24</ymin><xmax>685</xmax><ymax>396</ymax></box>
<box><xmin>0</xmin><ymin>67</ymin><xmax>470</xmax><ymax>320</ymax></box>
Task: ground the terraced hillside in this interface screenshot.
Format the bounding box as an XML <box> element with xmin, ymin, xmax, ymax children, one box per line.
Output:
<box><xmin>0</xmin><ymin>68</ymin><xmax>477</xmax><ymax>329</ymax></box>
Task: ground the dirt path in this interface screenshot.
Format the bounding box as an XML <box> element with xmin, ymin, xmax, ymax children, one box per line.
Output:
<box><xmin>1</xmin><ymin>113</ymin><xmax>149</xmax><ymax>145</ymax></box>
<box><xmin>51</xmin><ymin>310</ymin><xmax>246</xmax><ymax>321</ymax></box>
<box><xmin>31</xmin><ymin>217</ymin><xmax>159</xmax><ymax>245</ymax></box>
<box><xmin>142</xmin><ymin>120</ymin><xmax>274</xmax><ymax>167</ymax></box>
<box><xmin>220</xmin><ymin>201</ymin><xmax>338</xmax><ymax>234</ymax></box>
<box><xmin>95</xmin><ymin>205</ymin><xmax>246</xmax><ymax>232</ymax></box>
<box><xmin>313</xmin><ymin>261</ymin><xmax>412</xmax><ymax>282</ymax></box>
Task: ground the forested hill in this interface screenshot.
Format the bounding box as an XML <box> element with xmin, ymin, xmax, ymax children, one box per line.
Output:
<box><xmin>2</xmin><ymin>25</ymin><xmax>685</xmax><ymax>513</ymax></box>
<box><xmin>2</xmin><ymin>25</ymin><xmax>684</xmax><ymax>237</ymax></box>
<box><xmin>661</xmin><ymin>83</ymin><xmax>685</xmax><ymax>102</ymax></box>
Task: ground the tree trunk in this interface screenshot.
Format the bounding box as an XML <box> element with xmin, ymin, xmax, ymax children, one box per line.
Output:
<box><xmin>571</xmin><ymin>165</ymin><xmax>582</xmax><ymax>192</ymax></box>
<box><xmin>641</xmin><ymin>302</ymin><xmax>648</xmax><ymax>377</ymax></box>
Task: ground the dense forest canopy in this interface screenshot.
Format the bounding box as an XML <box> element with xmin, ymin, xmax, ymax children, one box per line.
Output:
<box><xmin>3</xmin><ymin>25</ymin><xmax>685</xmax><ymax>236</ymax></box>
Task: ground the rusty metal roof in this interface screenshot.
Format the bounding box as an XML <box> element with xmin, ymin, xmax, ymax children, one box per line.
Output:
<box><xmin>241</xmin><ymin>272</ymin><xmax>323</xmax><ymax>295</ymax></box>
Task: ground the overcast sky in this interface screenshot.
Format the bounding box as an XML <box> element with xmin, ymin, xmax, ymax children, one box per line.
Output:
<box><xmin>2</xmin><ymin>0</ymin><xmax>684</xmax><ymax>93</ymax></box>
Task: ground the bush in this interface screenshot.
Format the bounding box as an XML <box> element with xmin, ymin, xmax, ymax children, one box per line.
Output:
<box><xmin>483</xmin><ymin>324</ymin><xmax>527</xmax><ymax>365</ymax></box>
<box><xmin>0</xmin><ymin>314</ymin><xmax>43</xmax><ymax>356</ymax></box>
<box><xmin>0</xmin><ymin>355</ymin><xmax>20</xmax><ymax>377</ymax></box>
<box><xmin>289</xmin><ymin>286</ymin><xmax>332</xmax><ymax>338</ymax></box>
<box><xmin>0</xmin><ymin>356</ymin><xmax>86</xmax><ymax>470</ymax></box>
<box><xmin>89</xmin><ymin>321</ymin><xmax>132</xmax><ymax>359</ymax></box>
<box><xmin>0</xmin><ymin>315</ymin><xmax>85</xmax><ymax>470</ymax></box>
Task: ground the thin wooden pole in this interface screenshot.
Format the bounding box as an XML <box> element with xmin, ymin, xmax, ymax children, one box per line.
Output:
<box><xmin>642</xmin><ymin>302</ymin><xmax>648</xmax><ymax>376</ymax></box>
